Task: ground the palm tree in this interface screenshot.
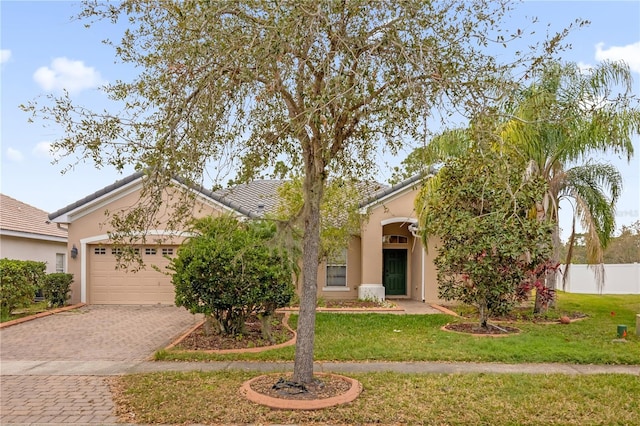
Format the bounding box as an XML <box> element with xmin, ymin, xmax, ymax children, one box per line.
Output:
<box><xmin>502</xmin><ymin>61</ymin><xmax>638</xmax><ymax>310</ymax></box>
<box><xmin>418</xmin><ymin>61</ymin><xmax>640</xmax><ymax>311</ymax></box>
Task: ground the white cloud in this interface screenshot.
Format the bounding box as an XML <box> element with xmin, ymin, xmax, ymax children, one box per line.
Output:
<box><xmin>33</xmin><ymin>141</ymin><xmax>53</xmax><ymax>158</ymax></box>
<box><xmin>6</xmin><ymin>148</ymin><xmax>24</xmax><ymax>162</ymax></box>
<box><xmin>33</xmin><ymin>57</ymin><xmax>106</xmax><ymax>94</ymax></box>
<box><xmin>0</xmin><ymin>49</ymin><xmax>11</xmax><ymax>64</ymax></box>
<box><xmin>595</xmin><ymin>41</ymin><xmax>640</xmax><ymax>74</ymax></box>
<box><xmin>576</xmin><ymin>61</ymin><xmax>593</xmax><ymax>74</ymax></box>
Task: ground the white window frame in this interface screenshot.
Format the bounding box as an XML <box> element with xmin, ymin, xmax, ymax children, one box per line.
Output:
<box><xmin>55</xmin><ymin>253</ymin><xmax>65</xmax><ymax>273</ymax></box>
<box><xmin>324</xmin><ymin>249</ymin><xmax>349</xmax><ymax>291</ymax></box>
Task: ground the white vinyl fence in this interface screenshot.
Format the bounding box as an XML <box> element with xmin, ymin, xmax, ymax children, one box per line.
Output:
<box><xmin>556</xmin><ymin>264</ymin><xmax>640</xmax><ymax>294</ymax></box>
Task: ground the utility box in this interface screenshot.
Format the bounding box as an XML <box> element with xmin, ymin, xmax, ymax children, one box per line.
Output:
<box><xmin>358</xmin><ymin>284</ymin><xmax>385</xmax><ymax>301</ymax></box>
<box><xmin>617</xmin><ymin>324</ymin><xmax>628</xmax><ymax>338</ymax></box>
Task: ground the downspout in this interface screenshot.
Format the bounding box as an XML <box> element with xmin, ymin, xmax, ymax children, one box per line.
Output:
<box><xmin>421</xmin><ymin>248</ymin><xmax>425</xmax><ymax>303</ymax></box>
<box><xmin>409</xmin><ymin>223</ymin><xmax>425</xmax><ymax>303</ymax></box>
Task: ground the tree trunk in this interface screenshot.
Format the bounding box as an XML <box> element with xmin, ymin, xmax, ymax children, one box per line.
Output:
<box><xmin>258</xmin><ymin>313</ymin><xmax>274</xmax><ymax>343</ymax></box>
<box><xmin>535</xmin><ymin>222</ymin><xmax>560</xmax><ymax>313</ymax></box>
<box><xmin>478</xmin><ymin>299</ymin><xmax>488</xmax><ymax>329</ymax></box>
<box><xmin>291</xmin><ymin>170</ymin><xmax>324</xmax><ymax>385</ymax></box>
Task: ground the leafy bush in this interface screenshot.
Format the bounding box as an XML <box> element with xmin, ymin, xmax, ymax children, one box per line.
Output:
<box><xmin>42</xmin><ymin>273</ymin><xmax>73</xmax><ymax>307</ymax></box>
<box><xmin>0</xmin><ymin>259</ymin><xmax>46</xmax><ymax>317</ymax></box>
<box><xmin>170</xmin><ymin>216</ymin><xmax>295</xmax><ymax>340</ymax></box>
<box><xmin>419</xmin><ymin>149</ymin><xmax>553</xmax><ymax>327</ymax></box>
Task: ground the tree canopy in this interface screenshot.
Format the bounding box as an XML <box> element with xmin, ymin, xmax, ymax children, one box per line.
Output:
<box><xmin>561</xmin><ymin>220</ymin><xmax>640</xmax><ymax>264</ymax></box>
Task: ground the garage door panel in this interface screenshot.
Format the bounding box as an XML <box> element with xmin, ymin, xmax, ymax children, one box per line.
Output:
<box><xmin>88</xmin><ymin>245</ymin><xmax>177</xmax><ymax>304</ymax></box>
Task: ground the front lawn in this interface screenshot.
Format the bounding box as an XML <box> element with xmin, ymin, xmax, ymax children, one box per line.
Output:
<box><xmin>157</xmin><ymin>292</ymin><xmax>640</xmax><ymax>364</ymax></box>
<box><xmin>0</xmin><ymin>301</ymin><xmax>49</xmax><ymax>323</ymax></box>
<box><xmin>111</xmin><ymin>371</ymin><xmax>640</xmax><ymax>425</ymax></box>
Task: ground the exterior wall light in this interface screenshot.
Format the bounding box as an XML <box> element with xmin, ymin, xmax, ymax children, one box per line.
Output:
<box><xmin>70</xmin><ymin>245</ymin><xmax>78</xmax><ymax>259</ymax></box>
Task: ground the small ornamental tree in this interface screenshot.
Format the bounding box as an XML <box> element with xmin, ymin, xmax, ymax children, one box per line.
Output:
<box><xmin>418</xmin><ymin>148</ymin><xmax>554</xmax><ymax>328</ymax></box>
<box><xmin>170</xmin><ymin>216</ymin><xmax>295</xmax><ymax>341</ymax></box>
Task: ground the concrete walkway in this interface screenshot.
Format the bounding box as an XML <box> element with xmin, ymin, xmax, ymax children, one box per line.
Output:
<box><xmin>3</xmin><ymin>359</ymin><xmax>639</xmax><ymax>376</ymax></box>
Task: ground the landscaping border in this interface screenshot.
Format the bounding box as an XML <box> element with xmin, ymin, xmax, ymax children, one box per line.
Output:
<box><xmin>239</xmin><ymin>372</ymin><xmax>363</xmax><ymax>410</ymax></box>
<box><xmin>278</xmin><ymin>306</ymin><xmax>404</xmax><ymax>313</ymax></box>
<box><xmin>440</xmin><ymin>323</ymin><xmax>521</xmax><ymax>337</ymax></box>
<box><xmin>0</xmin><ymin>303</ymin><xmax>86</xmax><ymax>329</ymax></box>
<box><xmin>165</xmin><ymin>312</ymin><xmax>296</xmax><ymax>354</ymax></box>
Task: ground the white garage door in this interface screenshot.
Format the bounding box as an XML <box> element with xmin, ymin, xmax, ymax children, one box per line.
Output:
<box><xmin>88</xmin><ymin>245</ymin><xmax>178</xmax><ymax>304</ymax></box>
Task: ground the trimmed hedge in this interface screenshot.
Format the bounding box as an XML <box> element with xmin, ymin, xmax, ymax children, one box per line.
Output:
<box><xmin>171</xmin><ymin>216</ymin><xmax>295</xmax><ymax>338</ymax></box>
<box><xmin>42</xmin><ymin>273</ymin><xmax>73</xmax><ymax>308</ymax></box>
<box><xmin>0</xmin><ymin>259</ymin><xmax>46</xmax><ymax>316</ymax></box>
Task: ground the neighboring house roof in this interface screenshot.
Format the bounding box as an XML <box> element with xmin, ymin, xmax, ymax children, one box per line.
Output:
<box><xmin>0</xmin><ymin>193</ymin><xmax>68</xmax><ymax>242</ymax></box>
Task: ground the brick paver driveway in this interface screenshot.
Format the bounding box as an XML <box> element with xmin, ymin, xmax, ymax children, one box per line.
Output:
<box><xmin>0</xmin><ymin>304</ymin><xmax>200</xmax><ymax>361</ymax></box>
<box><xmin>1</xmin><ymin>305</ymin><xmax>200</xmax><ymax>424</ymax></box>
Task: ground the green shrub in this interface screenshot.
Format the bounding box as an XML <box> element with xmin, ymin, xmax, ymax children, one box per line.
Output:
<box><xmin>419</xmin><ymin>149</ymin><xmax>553</xmax><ymax>328</ymax></box>
<box><xmin>0</xmin><ymin>259</ymin><xmax>46</xmax><ymax>317</ymax></box>
<box><xmin>42</xmin><ymin>273</ymin><xmax>73</xmax><ymax>307</ymax></box>
<box><xmin>171</xmin><ymin>216</ymin><xmax>295</xmax><ymax>339</ymax></box>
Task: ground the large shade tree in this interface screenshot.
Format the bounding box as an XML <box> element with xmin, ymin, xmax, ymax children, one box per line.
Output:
<box><xmin>22</xmin><ymin>0</ymin><xmax>577</xmax><ymax>384</ymax></box>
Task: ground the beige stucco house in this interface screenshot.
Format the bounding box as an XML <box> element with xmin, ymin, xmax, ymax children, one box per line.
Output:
<box><xmin>0</xmin><ymin>194</ymin><xmax>68</xmax><ymax>273</ymax></box>
<box><xmin>48</xmin><ymin>173</ymin><xmax>439</xmax><ymax>305</ymax></box>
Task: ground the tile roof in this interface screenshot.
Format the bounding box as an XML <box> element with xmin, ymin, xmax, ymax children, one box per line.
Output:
<box><xmin>47</xmin><ymin>172</ymin><xmax>424</xmax><ymax>223</ymax></box>
<box><xmin>214</xmin><ymin>180</ymin><xmax>287</xmax><ymax>216</ymax></box>
<box><xmin>0</xmin><ymin>194</ymin><xmax>68</xmax><ymax>239</ymax></box>
<box><xmin>48</xmin><ymin>172</ymin><xmax>260</xmax><ymax>221</ymax></box>
<box><xmin>358</xmin><ymin>173</ymin><xmax>426</xmax><ymax>208</ymax></box>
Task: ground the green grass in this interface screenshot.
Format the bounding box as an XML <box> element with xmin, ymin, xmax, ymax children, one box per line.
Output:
<box><xmin>111</xmin><ymin>371</ymin><xmax>640</xmax><ymax>425</ymax></box>
<box><xmin>0</xmin><ymin>301</ymin><xmax>49</xmax><ymax>323</ymax></box>
<box><xmin>157</xmin><ymin>292</ymin><xmax>640</xmax><ymax>364</ymax></box>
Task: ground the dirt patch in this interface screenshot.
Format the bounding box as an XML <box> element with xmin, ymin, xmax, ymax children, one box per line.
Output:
<box><xmin>175</xmin><ymin>313</ymin><xmax>293</xmax><ymax>351</ymax></box>
<box><xmin>249</xmin><ymin>373</ymin><xmax>352</xmax><ymax>401</ymax></box>
<box><xmin>441</xmin><ymin>304</ymin><xmax>588</xmax><ymax>323</ymax></box>
<box><xmin>444</xmin><ymin>322</ymin><xmax>520</xmax><ymax>335</ymax></box>
<box><xmin>240</xmin><ymin>372</ymin><xmax>363</xmax><ymax>410</ymax></box>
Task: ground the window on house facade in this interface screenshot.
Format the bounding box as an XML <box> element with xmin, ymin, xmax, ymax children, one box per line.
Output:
<box><xmin>55</xmin><ymin>253</ymin><xmax>65</xmax><ymax>273</ymax></box>
<box><xmin>382</xmin><ymin>234</ymin><xmax>408</xmax><ymax>244</ymax></box>
<box><xmin>326</xmin><ymin>249</ymin><xmax>347</xmax><ymax>287</ymax></box>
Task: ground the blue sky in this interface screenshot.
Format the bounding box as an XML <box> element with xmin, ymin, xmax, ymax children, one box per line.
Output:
<box><xmin>1</xmin><ymin>1</ymin><xmax>639</xmax><ymax>240</ymax></box>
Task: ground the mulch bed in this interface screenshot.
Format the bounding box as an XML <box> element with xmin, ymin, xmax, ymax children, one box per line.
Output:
<box><xmin>175</xmin><ymin>313</ymin><xmax>294</xmax><ymax>351</ymax></box>
<box><xmin>249</xmin><ymin>373</ymin><xmax>353</xmax><ymax>401</ymax></box>
<box><xmin>319</xmin><ymin>299</ymin><xmax>392</xmax><ymax>308</ymax></box>
<box><xmin>442</xmin><ymin>305</ymin><xmax>588</xmax><ymax>323</ymax></box>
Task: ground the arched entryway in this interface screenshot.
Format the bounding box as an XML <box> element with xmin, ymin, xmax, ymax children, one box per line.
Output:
<box><xmin>381</xmin><ymin>218</ymin><xmax>417</xmax><ymax>298</ymax></box>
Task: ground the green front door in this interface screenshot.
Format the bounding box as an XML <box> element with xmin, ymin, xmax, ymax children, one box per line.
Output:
<box><xmin>383</xmin><ymin>249</ymin><xmax>407</xmax><ymax>296</ymax></box>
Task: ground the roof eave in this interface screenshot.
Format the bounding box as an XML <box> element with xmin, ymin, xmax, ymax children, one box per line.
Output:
<box><xmin>0</xmin><ymin>229</ymin><xmax>67</xmax><ymax>243</ymax></box>
<box><xmin>358</xmin><ymin>173</ymin><xmax>430</xmax><ymax>213</ymax></box>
